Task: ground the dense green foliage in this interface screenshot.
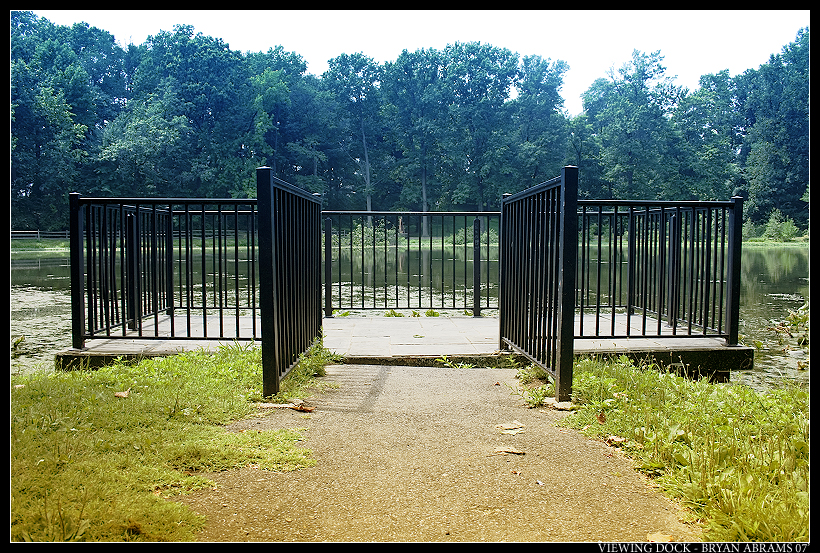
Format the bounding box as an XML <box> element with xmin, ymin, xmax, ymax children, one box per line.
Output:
<box><xmin>11</xmin><ymin>12</ymin><xmax>809</xmax><ymax>231</ymax></box>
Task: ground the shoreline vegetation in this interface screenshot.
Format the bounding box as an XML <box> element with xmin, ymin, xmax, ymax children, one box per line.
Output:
<box><xmin>9</xmin><ymin>231</ymin><xmax>811</xmax><ymax>255</ymax></box>
<box><xmin>11</xmin><ymin>334</ymin><xmax>810</xmax><ymax>542</ymax></box>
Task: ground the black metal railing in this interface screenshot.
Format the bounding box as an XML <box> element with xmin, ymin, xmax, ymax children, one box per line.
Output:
<box><xmin>69</xmin><ymin>193</ymin><xmax>259</xmax><ymax>348</ymax></box>
<box><xmin>499</xmin><ymin>166</ymin><xmax>578</xmax><ymax>402</ymax></box>
<box><xmin>321</xmin><ymin>211</ymin><xmax>499</xmax><ymax>316</ymax></box>
<box><xmin>68</xmin><ymin>166</ymin><xmax>744</xmax><ymax>399</ymax></box>
<box><xmin>576</xmin><ymin>198</ymin><xmax>743</xmax><ymax>344</ymax></box>
<box><xmin>256</xmin><ymin>167</ymin><xmax>322</xmax><ymax>396</ymax></box>
<box><xmin>69</xmin><ymin>169</ymin><xmax>322</xmax><ymax>396</ymax></box>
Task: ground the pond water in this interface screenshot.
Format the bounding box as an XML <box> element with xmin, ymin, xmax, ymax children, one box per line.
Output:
<box><xmin>9</xmin><ymin>245</ymin><xmax>809</xmax><ymax>391</ymax></box>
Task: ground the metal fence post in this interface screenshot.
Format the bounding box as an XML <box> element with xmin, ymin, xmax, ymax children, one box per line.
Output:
<box><xmin>257</xmin><ymin>167</ymin><xmax>280</xmax><ymax>397</ymax></box>
<box><xmin>165</xmin><ymin>211</ymin><xmax>175</xmax><ymax>316</ymax></box>
<box><xmin>69</xmin><ymin>193</ymin><xmax>86</xmax><ymax>349</ymax></box>
<box><xmin>555</xmin><ymin>166</ymin><xmax>578</xmax><ymax>402</ymax></box>
<box><xmin>666</xmin><ymin>212</ymin><xmax>681</xmax><ymax>327</ymax></box>
<box><xmin>126</xmin><ymin>211</ymin><xmax>139</xmax><ymax>330</ymax></box>
<box><xmin>726</xmin><ymin>196</ymin><xmax>744</xmax><ymax>345</ymax></box>
<box><xmin>324</xmin><ymin>217</ymin><xmax>333</xmax><ymax>318</ymax></box>
<box><xmin>498</xmin><ymin>193</ymin><xmax>512</xmax><ymax>350</ymax></box>
<box><xmin>473</xmin><ymin>217</ymin><xmax>481</xmax><ymax>317</ymax></box>
<box><xmin>626</xmin><ymin>208</ymin><xmax>636</xmax><ymax>317</ymax></box>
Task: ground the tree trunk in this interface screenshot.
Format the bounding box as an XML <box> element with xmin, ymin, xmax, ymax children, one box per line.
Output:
<box><xmin>421</xmin><ymin>165</ymin><xmax>429</xmax><ymax>237</ymax></box>
<box><xmin>361</xmin><ymin>122</ymin><xmax>372</xmax><ymax>226</ymax></box>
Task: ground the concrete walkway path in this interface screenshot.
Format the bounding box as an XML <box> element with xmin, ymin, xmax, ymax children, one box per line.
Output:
<box><xmin>322</xmin><ymin>315</ymin><xmax>500</xmax><ymax>359</ymax></box>
<box><xmin>173</xmin><ymin>362</ymin><xmax>704</xmax><ymax>542</ymax></box>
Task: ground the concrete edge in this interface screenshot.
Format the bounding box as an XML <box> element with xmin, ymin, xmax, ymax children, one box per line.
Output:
<box><xmin>55</xmin><ymin>344</ymin><xmax>755</xmax><ymax>384</ymax></box>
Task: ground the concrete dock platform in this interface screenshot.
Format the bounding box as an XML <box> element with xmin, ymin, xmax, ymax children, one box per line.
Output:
<box><xmin>56</xmin><ymin>314</ymin><xmax>753</xmax><ymax>381</ymax></box>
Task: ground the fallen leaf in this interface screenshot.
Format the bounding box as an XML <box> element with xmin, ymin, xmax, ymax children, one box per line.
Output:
<box><xmin>114</xmin><ymin>388</ymin><xmax>131</xmax><ymax>398</ymax></box>
<box><xmin>544</xmin><ymin>398</ymin><xmax>575</xmax><ymax>410</ymax></box>
<box><xmin>290</xmin><ymin>399</ymin><xmax>315</xmax><ymax>412</ymax></box>
<box><xmin>256</xmin><ymin>399</ymin><xmax>314</xmax><ymax>412</ymax></box>
<box><xmin>606</xmin><ymin>435</ymin><xmax>628</xmax><ymax>446</ymax></box>
<box><xmin>495</xmin><ymin>421</ymin><xmax>525</xmax><ymax>434</ymax></box>
<box><xmin>491</xmin><ymin>446</ymin><xmax>525</xmax><ymax>456</ymax></box>
<box><xmin>647</xmin><ymin>532</ymin><xmax>674</xmax><ymax>542</ymax></box>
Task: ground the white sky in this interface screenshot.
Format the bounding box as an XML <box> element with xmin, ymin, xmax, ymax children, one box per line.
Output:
<box><xmin>30</xmin><ymin>9</ymin><xmax>810</xmax><ymax>116</ymax></box>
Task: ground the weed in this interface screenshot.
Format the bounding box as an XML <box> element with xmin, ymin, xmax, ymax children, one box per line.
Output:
<box><xmin>435</xmin><ymin>355</ymin><xmax>475</xmax><ymax>369</ymax></box>
<box><xmin>384</xmin><ymin>309</ymin><xmax>404</xmax><ymax>317</ymax></box>
<box><xmin>558</xmin><ymin>355</ymin><xmax>810</xmax><ymax>542</ymax></box>
<box><xmin>20</xmin><ymin>489</ymin><xmax>90</xmax><ymax>542</ymax></box>
<box><xmin>508</xmin><ymin>382</ymin><xmax>554</xmax><ymax>409</ymax></box>
<box><xmin>425</xmin><ymin>309</ymin><xmax>439</xmax><ymax>317</ymax></box>
<box><xmin>507</xmin><ymin>362</ymin><xmax>554</xmax><ymax>408</ymax></box>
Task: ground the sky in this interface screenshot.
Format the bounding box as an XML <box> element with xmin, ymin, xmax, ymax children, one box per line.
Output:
<box><xmin>30</xmin><ymin>9</ymin><xmax>810</xmax><ymax>116</ymax></box>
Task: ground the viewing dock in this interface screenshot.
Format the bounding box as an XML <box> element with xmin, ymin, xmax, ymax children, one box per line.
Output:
<box><xmin>56</xmin><ymin>314</ymin><xmax>753</xmax><ymax>382</ymax></box>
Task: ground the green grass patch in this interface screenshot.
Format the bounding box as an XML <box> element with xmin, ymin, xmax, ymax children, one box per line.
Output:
<box><xmin>10</xmin><ymin>340</ymin><xmax>336</xmax><ymax>542</ymax></box>
<box><xmin>10</xmin><ymin>238</ymin><xmax>70</xmax><ymax>253</ymax></box>
<box><xmin>556</xmin><ymin>356</ymin><xmax>810</xmax><ymax>542</ymax></box>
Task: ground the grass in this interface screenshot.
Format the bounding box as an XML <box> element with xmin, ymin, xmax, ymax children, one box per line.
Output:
<box><xmin>10</xmin><ymin>238</ymin><xmax>70</xmax><ymax>254</ymax></box>
<box><xmin>10</xmin><ymin>339</ymin><xmax>338</xmax><ymax>542</ymax></box>
<box><xmin>514</xmin><ymin>356</ymin><xmax>810</xmax><ymax>542</ymax></box>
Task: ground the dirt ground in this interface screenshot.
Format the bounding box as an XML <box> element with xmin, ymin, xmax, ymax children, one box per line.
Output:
<box><xmin>173</xmin><ymin>364</ymin><xmax>704</xmax><ymax>542</ymax></box>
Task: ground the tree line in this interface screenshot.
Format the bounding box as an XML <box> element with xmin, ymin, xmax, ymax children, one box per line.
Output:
<box><xmin>10</xmin><ymin>12</ymin><xmax>809</xmax><ymax>232</ymax></box>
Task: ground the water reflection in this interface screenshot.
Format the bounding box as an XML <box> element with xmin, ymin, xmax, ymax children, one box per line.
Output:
<box><xmin>10</xmin><ymin>255</ymin><xmax>73</xmax><ymax>373</ymax></box>
<box><xmin>9</xmin><ymin>245</ymin><xmax>809</xmax><ymax>390</ymax></box>
<box><xmin>735</xmin><ymin>245</ymin><xmax>810</xmax><ymax>389</ymax></box>
<box><xmin>328</xmin><ymin>247</ymin><xmax>498</xmax><ymax>311</ymax></box>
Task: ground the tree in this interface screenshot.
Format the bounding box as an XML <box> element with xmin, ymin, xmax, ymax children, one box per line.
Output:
<box><xmin>131</xmin><ymin>24</ymin><xmax>248</xmax><ymax>196</ymax></box>
<box><xmin>673</xmin><ymin>70</ymin><xmax>743</xmax><ymax>200</ymax></box>
<box><xmin>323</xmin><ymin>53</ymin><xmax>384</xmax><ymax>214</ymax></box>
<box><xmin>506</xmin><ymin>55</ymin><xmax>571</xmax><ymax>192</ymax></box>
<box><xmin>381</xmin><ymin>48</ymin><xmax>447</xmax><ymax>234</ymax></box>
<box><xmin>96</xmin><ymin>82</ymin><xmax>193</xmax><ymax>196</ymax></box>
<box><xmin>735</xmin><ymin>28</ymin><xmax>809</xmax><ymax>227</ymax></box>
<box><xmin>581</xmin><ymin>50</ymin><xmax>687</xmax><ymax>199</ymax></box>
<box><xmin>10</xmin><ymin>12</ymin><xmax>97</xmax><ymax>229</ymax></box>
<box><xmin>438</xmin><ymin>42</ymin><xmax>519</xmax><ymax>210</ymax></box>
<box><xmin>243</xmin><ymin>46</ymin><xmax>308</xmax><ymax>184</ymax></box>
<box><xmin>568</xmin><ymin>114</ymin><xmax>607</xmax><ymax>198</ymax></box>
<box><xmin>9</xmin><ymin>11</ymin><xmax>809</xmax><ymax>234</ymax></box>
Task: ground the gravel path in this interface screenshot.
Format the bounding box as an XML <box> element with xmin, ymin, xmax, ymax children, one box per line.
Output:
<box><xmin>173</xmin><ymin>364</ymin><xmax>703</xmax><ymax>542</ymax></box>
